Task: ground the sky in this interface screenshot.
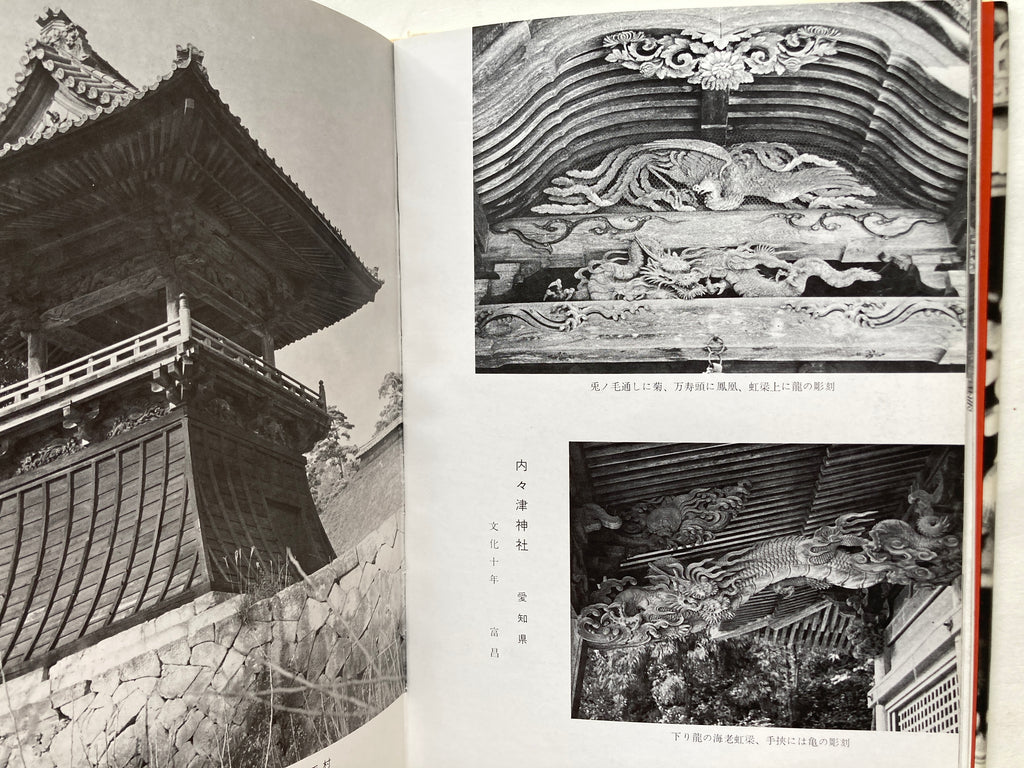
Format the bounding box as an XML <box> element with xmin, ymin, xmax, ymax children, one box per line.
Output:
<box><xmin>0</xmin><ymin>0</ymin><xmax>401</xmax><ymax>444</ymax></box>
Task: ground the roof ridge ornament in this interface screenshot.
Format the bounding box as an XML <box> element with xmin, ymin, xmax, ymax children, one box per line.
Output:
<box><xmin>36</xmin><ymin>8</ymin><xmax>87</xmax><ymax>61</ymax></box>
<box><xmin>175</xmin><ymin>43</ymin><xmax>205</xmax><ymax>69</ymax></box>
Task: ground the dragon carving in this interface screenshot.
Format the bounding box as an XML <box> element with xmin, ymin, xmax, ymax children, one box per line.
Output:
<box><xmin>578</xmin><ymin>497</ymin><xmax>960</xmax><ymax>649</ymax></box>
<box><xmin>567</xmin><ymin>237</ymin><xmax>880</xmax><ymax>301</ymax></box>
<box><xmin>533</xmin><ymin>140</ymin><xmax>876</xmax><ymax>214</ymax></box>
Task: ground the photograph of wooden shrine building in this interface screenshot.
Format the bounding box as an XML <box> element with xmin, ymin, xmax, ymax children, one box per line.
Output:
<box><xmin>571</xmin><ymin>442</ymin><xmax>965</xmax><ymax>733</ymax></box>
<box><xmin>474</xmin><ymin>3</ymin><xmax>971</xmax><ymax>373</ymax></box>
<box><xmin>0</xmin><ymin>8</ymin><xmax>395</xmax><ymax>767</ymax></box>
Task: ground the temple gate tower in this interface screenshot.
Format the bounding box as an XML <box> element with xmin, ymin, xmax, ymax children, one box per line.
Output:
<box><xmin>0</xmin><ymin>10</ymin><xmax>381</xmax><ymax>679</ymax></box>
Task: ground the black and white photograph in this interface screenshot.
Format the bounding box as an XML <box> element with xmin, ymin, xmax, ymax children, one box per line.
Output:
<box><xmin>571</xmin><ymin>442</ymin><xmax>965</xmax><ymax>732</ymax></box>
<box><xmin>0</xmin><ymin>3</ymin><xmax>404</xmax><ymax>766</ymax></box>
<box><xmin>474</xmin><ymin>3</ymin><xmax>972</xmax><ymax>373</ymax></box>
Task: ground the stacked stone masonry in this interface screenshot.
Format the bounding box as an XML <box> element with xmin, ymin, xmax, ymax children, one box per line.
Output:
<box><xmin>0</xmin><ymin>513</ymin><xmax>404</xmax><ymax>768</ymax></box>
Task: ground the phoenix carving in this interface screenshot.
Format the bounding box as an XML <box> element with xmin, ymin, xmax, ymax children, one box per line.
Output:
<box><xmin>533</xmin><ymin>140</ymin><xmax>876</xmax><ymax>214</ymax></box>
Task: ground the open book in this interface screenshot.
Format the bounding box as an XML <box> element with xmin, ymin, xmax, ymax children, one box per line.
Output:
<box><xmin>0</xmin><ymin>0</ymin><xmax>1011</xmax><ymax>766</ymax></box>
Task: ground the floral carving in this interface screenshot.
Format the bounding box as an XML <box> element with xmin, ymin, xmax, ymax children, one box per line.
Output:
<box><xmin>490</xmin><ymin>215</ymin><xmax>651</xmax><ymax>253</ymax></box>
<box><xmin>767</xmin><ymin>211</ymin><xmax>944</xmax><ymax>239</ymax></box>
<box><xmin>104</xmin><ymin>399</ymin><xmax>171</xmax><ymax>437</ymax></box>
<box><xmin>691</xmin><ymin>49</ymin><xmax>751</xmax><ymax>90</ymax></box>
<box><xmin>603</xmin><ymin>26</ymin><xmax>839</xmax><ymax>91</ymax></box>
<box><xmin>0</xmin><ymin>395</ymin><xmax>171</xmax><ymax>480</ymax></box>
<box><xmin>781</xmin><ymin>299</ymin><xmax>966</xmax><ymax>329</ymax></box>
<box><xmin>476</xmin><ymin>302</ymin><xmax>649</xmax><ymax>334</ymax></box>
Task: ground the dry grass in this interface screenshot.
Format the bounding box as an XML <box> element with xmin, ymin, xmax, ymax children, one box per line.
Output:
<box><xmin>223</xmin><ymin>547</ymin><xmax>292</xmax><ymax>626</ymax></box>
<box><xmin>0</xmin><ymin>545</ymin><xmax>403</xmax><ymax>768</ymax></box>
<box><xmin>217</xmin><ymin>550</ymin><xmax>406</xmax><ymax>767</ymax></box>
<box><xmin>222</xmin><ymin>622</ymin><xmax>405</xmax><ymax>767</ymax></box>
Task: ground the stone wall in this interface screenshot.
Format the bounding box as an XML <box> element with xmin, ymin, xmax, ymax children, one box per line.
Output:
<box><xmin>0</xmin><ymin>513</ymin><xmax>404</xmax><ymax>768</ymax></box>
<box><xmin>320</xmin><ymin>421</ymin><xmax>404</xmax><ymax>554</ymax></box>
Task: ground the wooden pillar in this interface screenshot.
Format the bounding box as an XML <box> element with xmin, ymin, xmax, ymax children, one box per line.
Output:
<box><xmin>165</xmin><ymin>277</ymin><xmax>181</xmax><ymax>322</ymax></box>
<box><xmin>178</xmin><ymin>294</ymin><xmax>192</xmax><ymax>338</ymax></box>
<box><xmin>261</xmin><ymin>331</ymin><xmax>276</xmax><ymax>367</ymax></box>
<box><xmin>26</xmin><ymin>330</ymin><xmax>47</xmax><ymax>378</ymax></box>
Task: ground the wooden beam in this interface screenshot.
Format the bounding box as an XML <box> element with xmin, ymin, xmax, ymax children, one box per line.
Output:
<box><xmin>186</xmin><ymin>272</ymin><xmax>267</xmax><ymax>335</ymax></box>
<box><xmin>699</xmin><ymin>90</ymin><xmax>730</xmax><ymax>143</ymax></box>
<box><xmin>40</xmin><ymin>267</ymin><xmax>163</xmax><ymax>330</ymax></box>
<box><xmin>181</xmin><ymin>199</ymin><xmax>288</xmax><ymax>286</ymax></box>
<box><xmin>15</xmin><ymin>211</ymin><xmax>127</xmax><ymax>264</ymax></box>
<box><xmin>569</xmin><ymin>443</ymin><xmax>596</xmax><ymax>507</ymax></box>
<box><xmin>0</xmin><ymin>160</ymin><xmax>163</xmax><ymax>245</ymax></box>
<box><xmin>45</xmin><ymin>325</ymin><xmax>104</xmax><ymax>357</ymax></box>
<box><xmin>476</xmin><ymin>297</ymin><xmax>968</xmax><ymax>369</ymax></box>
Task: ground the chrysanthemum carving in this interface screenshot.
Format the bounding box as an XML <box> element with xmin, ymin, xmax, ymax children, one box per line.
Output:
<box><xmin>689</xmin><ymin>49</ymin><xmax>753</xmax><ymax>90</ymax></box>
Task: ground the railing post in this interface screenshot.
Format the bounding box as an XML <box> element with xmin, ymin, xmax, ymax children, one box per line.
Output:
<box><xmin>261</xmin><ymin>331</ymin><xmax>276</xmax><ymax>368</ymax></box>
<box><xmin>318</xmin><ymin>380</ymin><xmax>326</xmax><ymax>408</ymax></box>
<box><xmin>178</xmin><ymin>294</ymin><xmax>192</xmax><ymax>339</ymax></box>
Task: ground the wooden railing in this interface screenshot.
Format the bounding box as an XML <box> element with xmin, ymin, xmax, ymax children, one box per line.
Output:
<box><xmin>0</xmin><ymin>313</ymin><xmax>326</xmax><ymax>423</ymax></box>
<box><xmin>191</xmin><ymin>321</ymin><xmax>325</xmax><ymax>410</ymax></box>
<box><xmin>0</xmin><ymin>320</ymin><xmax>182</xmax><ymax>411</ymax></box>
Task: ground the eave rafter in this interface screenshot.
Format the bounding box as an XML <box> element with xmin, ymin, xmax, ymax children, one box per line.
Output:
<box><xmin>474</xmin><ymin>6</ymin><xmax>970</xmax><ymax>223</ymax></box>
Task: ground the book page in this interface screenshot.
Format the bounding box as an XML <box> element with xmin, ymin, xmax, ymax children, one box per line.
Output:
<box><xmin>982</xmin><ymin>2</ymin><xmax>1024</xmax><ymax>767</ymax></box>
<box><xmin>397</xmin><ymin>2</ymin><xmax>980</xmax><ymax>766</ymax></box>
<box><xmin>0</xmin><ymin>1</ymin><xmax>405</xmax><ymax>767</ymax></box>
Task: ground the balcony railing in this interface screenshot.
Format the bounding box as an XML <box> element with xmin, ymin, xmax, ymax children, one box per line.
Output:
<box><xmin>191</xmin><ymin>321</ymin><xmax>325</xmax><ymax>410</ymax></box>
<box><xmin>0</xmin><ymin>320</ymin><xmax>183</xmax><ymax>412</ymax></box>
<box><xmin>0</xmin><ymin>313</ymin><xmax>326</xmax><ymax>433</ymax></box>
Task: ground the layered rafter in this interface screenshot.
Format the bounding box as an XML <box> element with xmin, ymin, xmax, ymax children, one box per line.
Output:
<box><xmin>474</xmin><ymin>7</ymin><xmax>969</xmax><ymax>221</ymax></box>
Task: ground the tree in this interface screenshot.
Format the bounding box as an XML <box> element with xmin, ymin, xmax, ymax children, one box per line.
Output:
<box><xmin>579</xmin><ymin>635</ymin><xmax>873</xmax><ymax>729</ymax></box>
<box><xmin>0</xmin><ymin>351</ymin><xmax>25</xmax><ymax>387</ymax></box>
<box><xmin>305</xmin><ymin>406</ymin><xmax>359</xmax><ymax>511</ymax></box>
<box><xmin>374</xmin><ymin>371</ymin><xmax>403</xmax><ymax>434</ymax></box>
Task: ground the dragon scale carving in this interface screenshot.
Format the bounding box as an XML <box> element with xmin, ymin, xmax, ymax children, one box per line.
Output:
<box><xmin>533</xmin><ymin>140</ymin><xmax>876</xmax><ymax>214</ymax></box>
<box><xmin>570</xmin><ymin>237</ymin><xmax>880</xmax><ymax>301</ymax></box>
<box><xmin>578</xmin><ymin>500</ymin><xmax>960</xmax><ymax>649</ymax></box>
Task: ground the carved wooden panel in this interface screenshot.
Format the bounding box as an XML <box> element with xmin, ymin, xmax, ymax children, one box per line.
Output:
<box><xmin>477</xmin><ymin>297</ymin><xmax>966</xmax><ymax>370</ymax></box>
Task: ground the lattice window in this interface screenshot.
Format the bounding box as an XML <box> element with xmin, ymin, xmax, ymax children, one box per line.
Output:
<box><xmin>889</xmin><ymin>670</ymin><xmax>959</xmax><ymax>733</ymax></box>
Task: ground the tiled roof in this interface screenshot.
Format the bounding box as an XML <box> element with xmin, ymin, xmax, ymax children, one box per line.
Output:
<box><xmin>0</xmin><ymin>8</ymin><xmax>137</xmax><ymax>143</ymax></box>
<box><xmin>2</xmin><ymin>43</ymin><xmax>201</xmax><ymax>159</ymax></box>
<box><xmin>0</xmin><ymin>11</ymin><xmax>381</xmax><ymax>345</ymax></box>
